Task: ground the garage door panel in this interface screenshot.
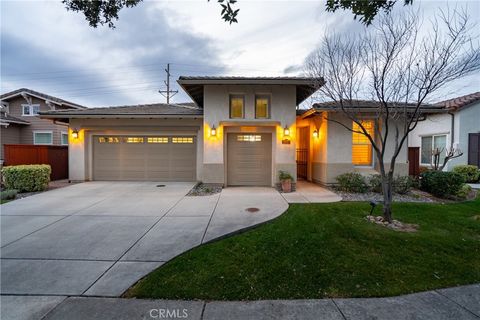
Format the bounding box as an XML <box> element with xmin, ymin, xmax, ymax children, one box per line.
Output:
<box><xmin>227</xmin><ymin>133</ymin><xmax>272</xmax><ymax>186</ymax></box>
<box><xmin>93</xmin><ymin>136</ymin><xmax>196</xmax><ymax>181</ymax></box>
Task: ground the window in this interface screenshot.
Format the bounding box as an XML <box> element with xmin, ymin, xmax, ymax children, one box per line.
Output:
<box><xmin>61</xmin><ymin>132</ymin><xmax>68</xmax><ymax>145</ymax></box>
<box><xmin>421</xmin><ymin>134</ymin><xmax>447</xmax><ymax>164</ymax></box>
<box><xmin>172</xmin><ymin>137</ymin><xmax>193</xmax><ymax>144</ymax></box>
<box><xmin>124</xmin><ymin>137</ymin><xmax>144</xmax><ymax>143</ymax></box>
<box><xmin>33</xmin><ymin>131</ymin><xmax>53</xmax><ymax>145</ymax></box>
<box><xmin>237</xmin><ymin>135</ymin><xmax>262</xmax><ymax>142</ymax></box>
<box><xmin>147</xmin><ymin>137</ymin><xmax>168</xmax><ymax>143</ymax></box>
<box><xmin>22</xmin><ymin>104</ymin><xmax>40</xmax><ymax>116</ymax></box>
<box><xmin>230</xmin><ymin>95</ymin><xmax>244</xmax><ymax>119</ymax></box>
<box><xmin>255</xmin><ymin>95</ymin><xmax>270</xmax><ymax>119</ymax></box>
<box><xmin>98</xmin><ymin>137</ymin><xmax>121</xmax><ymax>143</ymax></box>
<box><xmin>352</xmin><ymin>120</ymin><xmax>374</xmax><ymax>166</ymax></box>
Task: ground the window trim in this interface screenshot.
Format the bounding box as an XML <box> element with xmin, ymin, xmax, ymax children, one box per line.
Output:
<box><xmin>420</xmin><ymin>134</ymin><xmax>448</xmax><ymax>165</ymax></box>
<box><xmin>229</xmin><ymin>94</ymin><xmax>245</xmax><ymax>119</ymax></box>
<box><xmin>33</xmin><ymin>130</ymin><xmax>53</xmax><ymax>145</ymax></box>
<box><xmin>255</xmin><ymin>94</ymin><xmax>271</xmax><ymax>119</ymax></box>
<box><xmin>61</xmin><ymin>131</ymin><xmax>68</xmax><ymax>145</ymax></box>
<box><xmin>22</xmin><ymin>104</ymin><xmax>40</xmax><ymax>116</ymax></box>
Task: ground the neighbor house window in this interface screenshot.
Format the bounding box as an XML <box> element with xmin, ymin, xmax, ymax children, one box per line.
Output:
<box><xmin>421</xmin><ymin>134</ymin><xmax>447</xmax><ymax>164</ymax></box>
<box><xmin>33</xmin><ymin>131</ymin><xmax>53</xmax><ymax>145</ymax></box>
<box><xmin>230</xmin><ymin>95</ymin><xmax>244</xmax><ymax>119</ymax></box>
<box><xmin>61</xmin><ymin>132</ymin><xmax>68</xmax><ymax>145</ymax></box>
<box><xmin>22</xmin><ymin>104</ymin><xmax>40</xmax><ymax>116</ymax></box>
<box><xmin>352</xmin><ymin>120</ymin><xmax>374</xmax><ymax>166</ymax></box>
<box><xmin>255</xmin><ymin>95</ymin><xmax>270</xmax><ymax>119</ymax></box>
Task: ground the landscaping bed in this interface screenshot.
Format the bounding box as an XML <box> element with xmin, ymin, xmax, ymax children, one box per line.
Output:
<box><xmin>187</xmin><ymin>182</ymin><xmax>222</xmax><ymax>196</ymax></box>
<box><xmin>126</xmin><ymin>198</ymin><xmax>480</xmax><ymax>300</ymax></box>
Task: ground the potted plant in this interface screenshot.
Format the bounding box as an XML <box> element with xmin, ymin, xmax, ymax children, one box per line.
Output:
<box><xmin>279</xmin><ymin>170</ymin><xmax>294</xmax><ymax>193</ymax></box>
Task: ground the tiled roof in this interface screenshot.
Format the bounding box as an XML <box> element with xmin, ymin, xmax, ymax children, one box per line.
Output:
<box><xmin>434</xmin><ymin>92</ymin><xmax>480</xmax><ymax>110</ymax></box>
<box><xmin>178</xmin><ymin>76</ymin><xmax>321</xmax><ymax>82</ymax></box>
<box><xmin>312</xmin><ymin>99</ymin><xmax>443</xmax><ymax>112</ymax></box>
<box><xmin>40</xmin><ymin>103</ymin><xmax>204</xmax><ymax>116</ymax></box>
<box><xmin>0</xmin><ymin>112</ymin><xmax>30</xmax><ymax>125</ymax></box>
<box><xmin>0</xmin><ymin>88</ymin><xmax>86</xmax><ymax>109</ymax></box>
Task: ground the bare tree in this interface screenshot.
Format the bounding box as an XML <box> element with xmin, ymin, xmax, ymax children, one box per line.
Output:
<box><xmin>429</xmin><ymin>147</ymin><xmax>463</xmax><ymax>171</ymax></box>
<box><xmin>306</xmin><ymin>8</ymin><xmax>479</xmax><ymax>222</ymax></box>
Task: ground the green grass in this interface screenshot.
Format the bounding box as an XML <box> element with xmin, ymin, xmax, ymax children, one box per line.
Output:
<box><xmin>127</xmin><ymin>199</ymin><xmax>480</xmax><ymax>300</ymax></box>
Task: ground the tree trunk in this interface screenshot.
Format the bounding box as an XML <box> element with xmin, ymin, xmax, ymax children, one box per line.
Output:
<box><xmin>382</xmin><ymin>175</ymin><xmax>394</xmax><ymax>223</ymax></box>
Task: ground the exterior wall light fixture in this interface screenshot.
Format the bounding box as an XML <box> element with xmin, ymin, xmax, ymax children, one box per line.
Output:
<box><xmin>283</xmin><ymin>125</ymin><xmax>290</xmax><ymax>137</ymax></box>
<box><xmin>211</xmin><ymin>125</ymin><xmax>217</xmax><ymax>137</ymax></box>
<box><xmin>71</xmin><ymin>129</ymin><xmax>79</xmax><ymax>139</ymax></box>
<box><xmin>313</xmin><ymin>129</ymin><xmax>319</xmax><ymax>138</ymax></box>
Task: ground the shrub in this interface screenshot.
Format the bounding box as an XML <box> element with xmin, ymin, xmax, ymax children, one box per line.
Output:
<box><xmin>456</xmin><ymin>184</ymin><xmax>472</xmax><ymax>199</ymax></box>
<box><xmin>452</xmin><ymin>165</ymin><xmax>480</xmax><ymax>183</ymax></box>
<box><xmin>393</xmin><ymin>175</ymin><xmax>414</xmax><ymax>194</ymax></box>
<box><xmin>336</xmin><ymin>172</ymin><xmax>368</xmax><ymax>193</ymax></box>
<box><xmin>420</xmin><ymin>170</ymin><xmax>464</xmax><ymax>198</ymax></box>
<box><xmin>368</xmin><ymin>174</ymin><xmax>383</xmax><ymax>193</ymax></box>
<box><xmin>279</xmin><ymin>170</ymin><xmax>294</xmax><ymax>181</ymax></box>
<box><xmin>0</xmin><ymin>189</ymin><xmax>17</xmax><ymax>200</ymax></box>
<box><xmin>1</xmin><ymin>165</ymin><xmax>51</xmax><ymax>192</ymax></box>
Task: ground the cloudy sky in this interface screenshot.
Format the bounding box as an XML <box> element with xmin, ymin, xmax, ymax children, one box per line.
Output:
<box><xmin>1</xmin><ymin>0</ymin><xmax>479</xmax><ymax>108</ymax></box>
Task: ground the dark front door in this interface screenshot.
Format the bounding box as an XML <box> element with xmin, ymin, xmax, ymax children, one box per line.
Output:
<box><xmin>408</xmin><ymin>147</ymin><xmax>420</xmax><ymax>176</ymax></box>
<box><xmin>468</xmin><ymin>133</ymin><xmax>480</xmax><ymax>167</ymax></box>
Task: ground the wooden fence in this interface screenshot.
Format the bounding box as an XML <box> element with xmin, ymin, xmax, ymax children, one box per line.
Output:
<box><xmin>3</xmin><ymin>144</ymin><xmax>68</xmax><ymax>180</ymax></box>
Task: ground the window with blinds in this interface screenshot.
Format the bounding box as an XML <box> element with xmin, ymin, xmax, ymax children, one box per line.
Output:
<box><xmin>352</xmin><ymin>120</ymin><xmax>374</xmax><ymax>166</ymax></box>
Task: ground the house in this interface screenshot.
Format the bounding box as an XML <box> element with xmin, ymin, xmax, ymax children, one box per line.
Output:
<box><xmin>41</xmin><ymin>76</ymin><xmax>418</xmax><ymax>186</ymax></box>
<box><xmin>0</xmin><ymin>88</ymin><xmax>85</xmax><ymax>163</ymax></box>
<box><xmin>408</xmin><ymin>92</ymin><xmax>480</xmax><ymax>170</ymax></box>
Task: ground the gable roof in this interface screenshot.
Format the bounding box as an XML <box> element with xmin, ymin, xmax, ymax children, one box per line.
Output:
<box><xmin>177</xmin><ymin>76</ymin><xmax>324</xmax><ymax>107</ymax></box>
<box><xmin>0</xmin><ymin>88</ymin><xmax>86</xmax><ymax>109</ymax></box>
<box><xmin>40</xmin><ymin>103</ymin><xmax>203</xmax><ymax>122</ymax></box>
<box><xmin>434</xmin><ymin>92</ymin><xmax>480</xmax><ymax>111</ymax></box>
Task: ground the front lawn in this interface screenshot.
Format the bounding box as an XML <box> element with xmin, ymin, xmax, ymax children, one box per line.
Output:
<box><xmin>126</xmin><ymin>199</ymin><xmax>480</xmax><ymax>300</ymax></box>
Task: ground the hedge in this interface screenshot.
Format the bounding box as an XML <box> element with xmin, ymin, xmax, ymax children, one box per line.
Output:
<box><xmin>1</xmin><ymin>164</ymin><xmax>51</xmax><ymax>192</ymax></box>
<box><xmin>452</xmin><ymin>165</ymin><xmax>480</xmax><ymax>183</ymax></box>
<box><xmin>420</xmin><ymin>170</ymin><xmax>464</xmax><ymax>198</ymax></box>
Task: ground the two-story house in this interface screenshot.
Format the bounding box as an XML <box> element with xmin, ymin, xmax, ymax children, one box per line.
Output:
<box><xmin>0</xmin><ymin>88</ymin><xmax>85</xmax><ymax>163</ymax></box>
<box><xmin>41</xmin><ymin>76</ymin><xmax>415</xmax><ymax>186</ymax></box>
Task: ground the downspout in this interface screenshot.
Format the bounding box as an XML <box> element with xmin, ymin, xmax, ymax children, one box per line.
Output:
<box><xmin>448</xmin><ymin>111</ymin><xmax>455</xmax><ymax>149</ymax></box>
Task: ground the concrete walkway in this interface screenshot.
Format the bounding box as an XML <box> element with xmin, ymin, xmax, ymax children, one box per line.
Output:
<box><xmin>1</xmin><ymin>182</ymin><xmax>288</xmax><ymax>298</ymax></box>
<box><xmin>281</xmin><ymin>180</ymin><xmax>342</xmax><ymax>203</ymax></box>
<box><xmin>1</xmin><ymin>284</ymin><xmax>478</xmax><ymax>320</ymax></box>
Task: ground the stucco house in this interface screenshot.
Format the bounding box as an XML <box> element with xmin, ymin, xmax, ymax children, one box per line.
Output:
<box><xmin>41</xmin><ymin>76</ymin><xmax>419</xmax><ymax>186</ymax></box>
<box><xmin>408</xmin><ymin>92</ymin><xmax>480</xmax><ymax>170</ymax></box>
<box><xmin>0</xmin><ymin>88</ymin><xmax>85</xmax><ymax>163</ymax></box>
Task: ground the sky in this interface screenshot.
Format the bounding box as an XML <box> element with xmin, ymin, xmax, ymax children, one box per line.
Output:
<box><xmin>1</xmin><ymin>0</ymin><xmax>479</xmax><ymax>108</ymax></box>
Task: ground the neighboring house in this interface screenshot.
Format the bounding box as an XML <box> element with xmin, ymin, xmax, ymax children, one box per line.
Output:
<box><xmin>408</xmin><ymin>92</ymin><xmax>480</xmax><ymax>170</ymax></box>
<box><xmin>41</xmin><ymin>76</ymin><xmax>419</xmax><ymax>186</ymax></box>
<box><xmin>0</xmin><ymin>88</ymin><xmax>85</xmax><ymax>163</ymax></box>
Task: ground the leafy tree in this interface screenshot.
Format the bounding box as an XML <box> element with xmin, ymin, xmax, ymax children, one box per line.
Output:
<box><xmin>62</xmin><ymin>0</ymin><xmax>239</xmax><ymax>28</ymax></box>
<box><xmin>325</xmin><ymin>0</ymin><xmax>413</xmax><ymax>25</ymax></box>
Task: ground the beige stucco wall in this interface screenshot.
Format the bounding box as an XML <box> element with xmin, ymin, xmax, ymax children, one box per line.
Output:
<box><xmin>203</xmin><ymin>84</ymin><xmax>297</xmax><ymax>186</ymax></box>
<box><xmin>68</xmin><ymin>118</ymin><xmax>203</xmax><ymax>181</ymax></box>
<box><xmin>297</xmin><ymin>112</ymin><xmax>409</xmax><ymax>185</ymax></box>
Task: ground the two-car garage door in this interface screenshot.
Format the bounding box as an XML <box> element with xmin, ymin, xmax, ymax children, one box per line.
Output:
<box><xmin>93</xmin><ymin>135</ymin><xmax>196</xmax><ymax>181</ymax></box>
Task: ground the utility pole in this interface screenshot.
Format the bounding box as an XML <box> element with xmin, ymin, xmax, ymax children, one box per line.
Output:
<box><xmin>158</xmin><ymin>63</ymin><xmax>178</xmax><ymax>104</ymax></box>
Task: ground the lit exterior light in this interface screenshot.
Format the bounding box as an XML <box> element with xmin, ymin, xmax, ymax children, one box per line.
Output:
<box><xmin>283</xmin><ymin>126</ymin><xmax>290</xmax><ymax>137</ymax></box>
<box><xmin>71</xmin><ymin>129</ymin><xmax>79</xmax><ymax>139</ymax></box>
<box><xmin>211</xmin><ymin>125</ymin><xmax>217</xmax><ymax>137</ymax></box>
<box><xmin>313</xmin><ymin>129</ymin><xmax>319</xmax><ymax>138</ymax></box>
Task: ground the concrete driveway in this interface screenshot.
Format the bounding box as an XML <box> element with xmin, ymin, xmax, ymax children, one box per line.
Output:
<box><xmin>0</xmin><ymin>182</ymin><xmax>288</xmax><ymax>298</ymax></box>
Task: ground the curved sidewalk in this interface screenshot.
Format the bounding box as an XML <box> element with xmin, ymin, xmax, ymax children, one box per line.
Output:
<box><xmin>2</xmin><ymin>284</ymin><xmax>478</xmax><ymax>320</ymax></box>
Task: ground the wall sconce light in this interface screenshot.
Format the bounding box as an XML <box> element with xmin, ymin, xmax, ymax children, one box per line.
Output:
<box><xmin>283</xmin><ymin>125</ymin><xmax>290</xmax><ymax>137</ymax></box>
<box><xmin>71</xmin><ymin>129</ymin><xmax>79</xmax><ymax>139</ymax></box>
<box><xmin>313</xmin><ymin>129</ymin><xmax>319</xmax><ymax>138</ymax></box>
<box><xmin>210</xmin><ymin>125</ymin><xmax>217</xmax><ymax>137</ymax></box>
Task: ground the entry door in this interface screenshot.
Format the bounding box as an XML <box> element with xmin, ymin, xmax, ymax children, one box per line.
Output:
<box><xmin>227</xmin><ymin>133</ymin><xmax>272</xmax><ymax>186</ymax></box>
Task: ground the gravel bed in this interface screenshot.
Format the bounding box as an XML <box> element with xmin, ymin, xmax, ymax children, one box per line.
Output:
<box><xmin>332</xmin><ymin>189</ymin><xmax>437</xmax><ymax>203</ymax></box>
<box><xmin>187</xmin><ymin>182</ymin><xmax>222</xmax><ymax>196</ymax></box>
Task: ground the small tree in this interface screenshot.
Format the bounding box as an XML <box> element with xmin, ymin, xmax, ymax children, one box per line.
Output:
<box><xmin>306</xmin><ymin>8</ymin><xmax>479</xmax><ymax>222</ymax></box>
<box><xmin>430</xmin><ymin>147</ymin><xmax>463</xmax><ymax>171</ymax></box>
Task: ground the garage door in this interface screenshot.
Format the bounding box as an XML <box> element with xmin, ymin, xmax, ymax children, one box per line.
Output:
<box><xmin>227</xmin><ymin>133</ymin><xmax>272</xmax><ymax>186</ymax></box>
<box><xmin>93</xmin><ymin>135</ymin><xmax>196</xmax><ymax>181</ymax></box>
